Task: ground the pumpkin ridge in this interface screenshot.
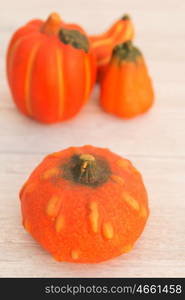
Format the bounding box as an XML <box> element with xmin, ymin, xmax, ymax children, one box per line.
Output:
<box><xmin>24</xmin><ymin>41</ymin><xmax>42</xmax><ymax>115</ymax></box>
<box><xmin>7</xmin><ymin>37</ymin><xmax>25</xmax><ymax>84</ymax></box>
<box><xmin>8</xmin><ymin>33</ymin><xmax>42</xmax><ymax>84</ymax></box>
<box><xmin>55</xmin><ymin>48</ymin><xmax>65</xmax><ymax>120</ymax></box>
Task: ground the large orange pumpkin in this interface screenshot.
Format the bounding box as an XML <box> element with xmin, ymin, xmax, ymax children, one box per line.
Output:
<box><xmin>20</xmin><ymin>145</ymin><xmax>149</xmax><ymax>263</ymax></box>
<box><xmin>7</xmin><ymin>13</ymin><xmax>97</xmax><ymax>123</ymax></box>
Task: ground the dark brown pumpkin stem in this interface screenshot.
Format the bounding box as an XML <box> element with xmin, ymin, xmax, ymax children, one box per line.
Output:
<box><xmin>62</xmin><ymin>153</ymin><xmax>111</xmax><ymax>187</ymax></box>
<box><xmin>78</xmin><ymin>154</ymin><xmax>97</xmax><ymax>184</ymax></box>
<box><xmin>113</xmin><ymin>40</ymin><xmax>141</xmax><ymax>62</ymax></box>
<box><xmin>58</xmin><ymin>28</ymin><xmax>89</xmax><ymax>53</ymax></box>
<box><xmin>121</xmin><ymin>14</ymin><xmax>130</xmax><ymax>20</ymax></box>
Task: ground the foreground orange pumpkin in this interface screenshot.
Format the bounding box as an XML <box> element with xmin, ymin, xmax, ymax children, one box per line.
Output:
<box><xmin>90</xmin><ymin>14</ymin><xmax>134</xmax><ymax>80</ymax></box>
<box><xmin>7</xmin><ymin>13</ymin><xmax>96</xmax><ymax>123</ymax></box>
<box><xmin>100</xmin><ymin>41</ymin><xmax>154</xmax><ymax>118</ymax></box>
<box><xmin>20</xmin><ymin>145</ymin><xmax>149</xmax><ymax>263</ymax></box>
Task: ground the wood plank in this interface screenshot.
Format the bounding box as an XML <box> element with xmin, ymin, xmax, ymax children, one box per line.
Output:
<box><xmin>0</xmin><ymin>0</ymin><xmax>185</xmax><ymax>278</ymax></box>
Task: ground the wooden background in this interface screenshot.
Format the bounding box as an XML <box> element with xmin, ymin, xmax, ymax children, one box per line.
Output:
<box><xmin>0</xmin><ymin>0</ymin><xmax>185</xmax><ymax>277</ymax></box>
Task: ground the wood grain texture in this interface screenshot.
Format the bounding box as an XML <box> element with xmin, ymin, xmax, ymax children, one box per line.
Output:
<box><xmin>0</xmin><ymin>0</ymin><xmax>185</xmax><ymax>278</ymax></box>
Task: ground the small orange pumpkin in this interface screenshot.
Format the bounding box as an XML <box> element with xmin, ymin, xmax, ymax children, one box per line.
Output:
<box><xmin>100</xmin><ymin>41</ymin><xmax>154</xmax><ymax>118</ymax></box>
<box><xmin>20</xmin><ymin>145</ymin><xmax>149</xmax><ymax>263</ymax></box>
<box><xmin>90</xmin><ymin>14</ymin><xmax>134</xmax><ymax>80</ymax></box>
<box><xmin>7</xmin><ymin>13</ymin><xmax>96</xmax><ymax>123</ymax></box>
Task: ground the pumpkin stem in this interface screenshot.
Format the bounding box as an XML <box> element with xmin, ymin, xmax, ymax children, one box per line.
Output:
<box><xmin>113</xmin><ymin>40</ymin><xmax>141</xmax><ymax>62</ymax></box>
<box><xmin>62</xmin><ymin>153</ymin><xmax>111</xmax><ymax>187</ymax></box>
<box><xmin>78</xmin><ymin>154</ymin><xmax>97</xmax><ymax>185</ymax></box>
<box><xmin>59</xmin><ymin>28</ymin><xmax>89</xmax><ymax>53</ymax></box>
<box><xmin>41</xmin><ymin>12</ymin><xmax>62</xmax><ymax>35</ymax></box>
<box><xmin>121</xmin><ymin>14</ymin><xmax>130</xmax><ymax>20</ymax></box>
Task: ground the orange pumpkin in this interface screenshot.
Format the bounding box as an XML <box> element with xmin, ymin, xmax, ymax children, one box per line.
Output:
<box><xmin>90</xmin><ymin>14</ymin><xmax>134</xmax><ymax>80</ymax></box>
<box><xmin>20</xmin><ymin>145</ymin><xmax>149</xmax><ymax>263</ymax></box>
<box><xmin>7</xmin><ymin>13</ymin><xmax>96</xmax><ymax>123</ymax></box>
<box><xmin>100</xmin><ymin>41</ymin><xmax>154</xmax><ymax>118</ymax></box>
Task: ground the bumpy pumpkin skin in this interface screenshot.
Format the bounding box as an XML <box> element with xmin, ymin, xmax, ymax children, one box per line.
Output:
<box><xmin>100</xmin><ymin>41</ymin><xmax>154</xmax><ymax>118</ymax></box>
<box><xmin>90</xmin><ymin>15</ymin><xmax>134</xmax><ymax>81</ymax></box>
<box><xmin>20</xmin><ymin>145</ymin><xmax>149</xmax><ymax>263</ymax></box>
<box><xmin>7</xmin><ymin>13</ymin><xmax>96</xmax><ymax>124</ymax></box>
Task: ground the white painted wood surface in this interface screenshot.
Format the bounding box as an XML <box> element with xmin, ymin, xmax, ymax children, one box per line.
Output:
<box><xmin>0</xmin><ymin>0</ymin><xmax>185</xmax><ymax>278</ymax></box>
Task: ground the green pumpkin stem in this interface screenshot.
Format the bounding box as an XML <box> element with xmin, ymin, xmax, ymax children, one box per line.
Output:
<box><xmin>113</xmin><ymin>40</ymin><xmax>141</xmax><ymax>62</ymax></box>
<box><xmin>58</xmin><ymin>28</ymin><xmax>89</xmax><ymax>53</ymax></box>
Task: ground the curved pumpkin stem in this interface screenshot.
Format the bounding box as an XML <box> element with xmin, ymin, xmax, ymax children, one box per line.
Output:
<box><xmin>41</xmin><ymin>12</ymin><xmax>63</xmax><ymax>35</ymax></box>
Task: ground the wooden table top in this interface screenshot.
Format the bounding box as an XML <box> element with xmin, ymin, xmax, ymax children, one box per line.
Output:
<box><xmin>0</xmin><ymin>0</ymin><xmax>185</xmax><ymax>277</ymax></box>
